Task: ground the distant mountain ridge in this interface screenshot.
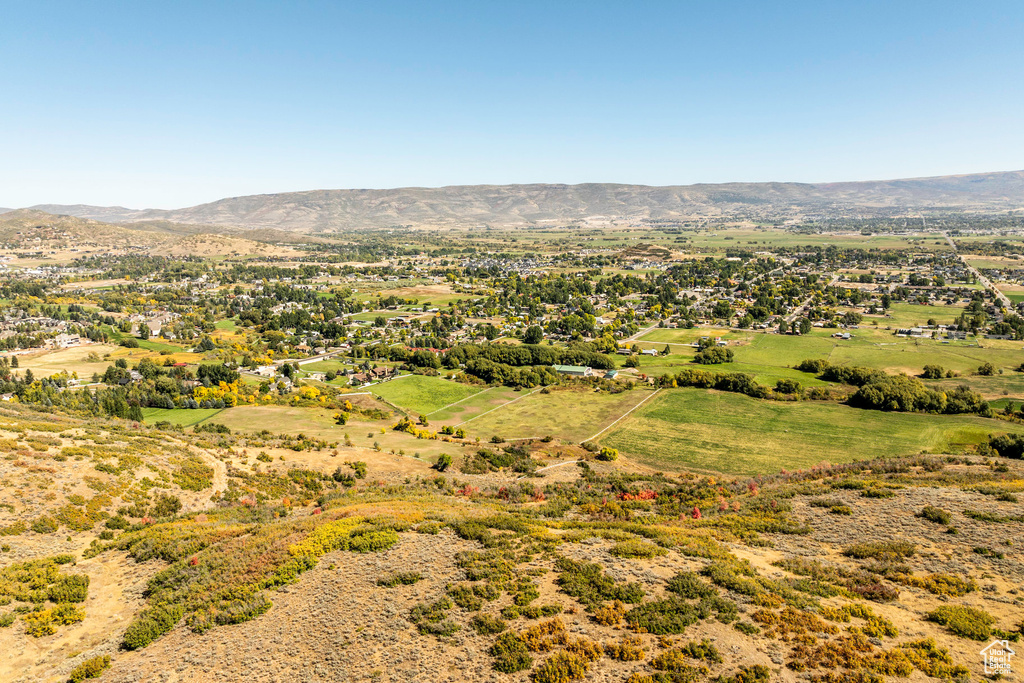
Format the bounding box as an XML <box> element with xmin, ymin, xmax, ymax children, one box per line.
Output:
<box><xmin>26</xmin><ymin>170</ymin><xmax>1024</xmax><ymax>232</ymax></box>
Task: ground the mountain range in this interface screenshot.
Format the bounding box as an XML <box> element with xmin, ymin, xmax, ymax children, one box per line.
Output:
<box><xmin>16</xmin><ymin>170</ymin><xmax>1024</xmax><ymax>232</ymax></box>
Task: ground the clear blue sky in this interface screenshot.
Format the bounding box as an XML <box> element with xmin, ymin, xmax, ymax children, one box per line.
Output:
<box><xmin>2</xmin><ymin>0</ymin><xmax>1023</xmax><ymax>208</ymax></box>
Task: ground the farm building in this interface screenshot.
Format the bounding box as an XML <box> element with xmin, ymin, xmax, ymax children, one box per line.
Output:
<box><xmin>552</xmin><ymin>364</ymin><xmax>592</xmax><ymax>377</ymax></box>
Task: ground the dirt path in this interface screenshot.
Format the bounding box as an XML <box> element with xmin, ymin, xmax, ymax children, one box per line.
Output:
<box><xmin>579</xmin><ymin>388</ymin><xmax>662</xmax><ymax>444</ymax></box>
<box><xmin>191</xmin><ymin>444</ymin><xmax>228</xmax><ymax>495</ymax></box>
<box><xmin>454</xmin><ymin>386</ymin><xmax>544</xmax><ymax>427</ymax></box>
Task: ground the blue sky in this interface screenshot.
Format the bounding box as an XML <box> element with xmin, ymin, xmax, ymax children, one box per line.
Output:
<box><xmin>2</xmin><ymin>0</ymin><xmax>1023</xmax><ymax>208</ymax></box>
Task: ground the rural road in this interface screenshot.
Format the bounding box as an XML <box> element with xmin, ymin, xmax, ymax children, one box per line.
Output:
<box><xmin>784</xmin><ymin>273</ymin><xmax>839</xmax><ymax>324</ymax></box>
<box><xmin>944</xmin><ymin>233</ymin><xmax>1013</xmax><ymax>309</ymax></box>
<box><xmin>623</xmin><ymin>321</ymin><xmax>661</xmax><ymax>343</ymax></box>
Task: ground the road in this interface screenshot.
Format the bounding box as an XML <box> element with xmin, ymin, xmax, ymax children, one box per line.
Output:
<box><xmin>784</xmin><ymin>273</ymin><xmax>840</xmax><ymax>324</ymax></box>
<box><xmin>944</xmin><ymin>233</ymin><xmax>1013</xmax><ymax>309</ymax></box>
<box><xmin>623</xmin><ymin>320</ymin><xmax>661</xmax><ymax>342</ymax></box>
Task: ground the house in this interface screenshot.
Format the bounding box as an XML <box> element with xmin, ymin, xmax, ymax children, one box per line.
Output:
<box><xmin>306</xmin><ymin>372</ymin><xmax>327</xmax><ymax>382</ymax></box>
<box><xmin>604</xmin><ymin>370</ymin><xmax>619</xmax><ymax>380</ymax></box>
<box><xmin>53</xmin><ymin>333</ymin><xmax>81</xmax><ymax>349</ymax></box>
<box><xmin>253</xmin><ymin>365</ymin><xmax>277</xmax><ymax>377</ymax></box>
<box><xmin>641</xmin><ymin>349</ymin><xmax>658</xmax><ymax>356</ymax></box>
<box><xmin>552</xmin><ymin>364</ymin><xmax>592</xmax><ymax>377</ymax></box>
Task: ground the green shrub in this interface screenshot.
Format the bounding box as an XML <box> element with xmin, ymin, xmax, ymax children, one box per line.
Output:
<box><xmin>448</xmin><ymin>584</ymin><xmax>483</xmax><ymax>611</ymax></box>
<box><xmin>24</xmin><ymin>603</ymin><xmax>84</xmax><ymax>637</ymax></box>
<box><xmin>679</xmin><ymin>639</ymin><xmax>723</xmax><ymax>664</ymax></box>
<box><xmin>31</xmin><ymin>516</ymin><xmax>59</xmax><ymax>534</ymax></box>
<box><xmin>377</xmin><ymin>571</ymin><xmax>421</xmax><ymax>587</ymax></box>
<box><xmin>502</xmin><ymin>604</ymin><xmax>563</xmax><ymax>620</ymax></box>
<box><xmin>717</xmin><ymin>664</ymin><xmax>773</xmax><ymax>683</ymax></box>
<box><xmin>0</xmin><ymin>612</ymin><xmax>14</xmax><ymax>627</ymax></box>
<box><xmin>513</xmin><ymin>579</ymin><xmax>540</xmax><ymax>606</ymax></box>
<box><xmin>555</xmin><ymin>556</ymin><xmax>644</xmax><ymax>609</ymax></box>
<box><xmin>531</xmin><ymin>650</ymin><xmax>590</xmax><ymax>683</ymax></box>
<box><xmin>348</xmin><ymin>529</ymin><xmax>399</xmax><ymax>553</ymax></box>
<box><xmin>927</xmin><ymin>605</ymin><xmax>996</xmax><ymax>640</ymax></box>
<box><xmin>603</xmin><ymin>634</ymin><xmax>645</xmax><ymax>660</ymax></box>
<box><xmin>666</xmin><ymin>572</ymin><xmax>717</xmax><ymax>600</ymax></box>
<box><xmin>123</xmin><ymin>604</ymin><xmax>184</xmax><ymax>649</ymax></box>
<box><xmin>489</xmin><ymin>631</ymin><xmax>533</xmax><ymax>673</ymax></box>
<box><xmin>471</xmin><ymin>613</ymin><xmax>507</xmax><ymax>635</ymax></box>
<box><xmin>48</xmin><ymin>574</ymin><xmax>89</xmax><ymax>603</ymax></box>
<box><xmin>651</xmin><ymin>648</ymin><xmax>706</xmax><ymax>676</ymax></box>
<box><xmin>734</xmin><ymin>621</ymin><xmax>760</xmax><ymax>635</ymax></box>
<box><xmin>842</xmin><ymin>541</ymin><xmax>915</xmax><ymax>562</ymax></box>
<box><xmin>625</xmin><ymin>597</ymin><xmax>701</xmax><ymax>634</ymax></box>
<box><xmin>68</xmin><ymin>655</ymin><xmax>110</xmax><ymax>682</ymax></box>
<box><xmin>918</xmin><ymin>506</ymin><xmax>951</xmax><ymax>525</ymax></box>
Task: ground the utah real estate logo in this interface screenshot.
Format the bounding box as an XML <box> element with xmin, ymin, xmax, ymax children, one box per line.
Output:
<box><xmin>982</xmin><ymin>640</ymin><xmax>1015</xmax><ymax>675</ymax></box>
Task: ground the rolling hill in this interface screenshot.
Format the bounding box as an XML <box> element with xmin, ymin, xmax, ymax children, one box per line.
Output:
<box><xmin>25</xmin><ymin>169</ymin><xmax>1024</xmax><ymax>232</ymax></box>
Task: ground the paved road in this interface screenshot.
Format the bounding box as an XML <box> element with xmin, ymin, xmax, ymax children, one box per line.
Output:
<box><xmin>944</xmin><ymin>233</ymin><xmax>1013</xmax><ymax>309</ymax></box>
<box><xmin>784</xmin><ymin>273</ymin><xmax>840</xmax><ymax>324</ymax></box>
<box><xmin>623</xmin><ymin>320</ymin><xmax>661</xmax><ymax>342</ymax></box>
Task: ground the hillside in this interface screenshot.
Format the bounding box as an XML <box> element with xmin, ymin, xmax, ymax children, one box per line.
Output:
<box><xmin>26</xmin><ymin>170</ymin><xmax>1024</xmax><ymax>232</ymax></box>
<box><xmin>0</xmin><ymin>210</ymin><xmax>312</xmax><ymax>254</ymax></box>
<box><xmin>151</xmin><ymin>233</ymin><xmax>301</xmax><ymax>258</ymax></box>
<box><xmin>0</xmin><ymin>209</ymin><xmax>167</xmax><ymax>248</ymax></box>
<box><xmin>2</xmin><ymin>400</ymin><xmax>1022</xmax><ymax>683</ymax></box>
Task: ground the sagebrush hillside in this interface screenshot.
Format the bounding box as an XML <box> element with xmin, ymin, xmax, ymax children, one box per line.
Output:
<box><xmin>28</xmin><ymin>170</ymin><xmax>1024</xmax><ymax>231</ymax></box>
<box><xmin>1</xmin><ymin>402</ymin><xmax>1022</xmax><ymax>683</ymax></box>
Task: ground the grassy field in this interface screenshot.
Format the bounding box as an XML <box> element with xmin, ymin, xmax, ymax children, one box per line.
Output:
<box><xmin>371</xmin><ymin>375</ymin><xmax>484</xmax><ymax>414</ymax></box>
<box><xmin>428</xmin><ymin>385</ymin><xmax>526</xmax><ymax>424</ymax></box>
<box><xmin>136</xmin><ymin>338</ymin><xmax>185</xmax><ymax>353</ymax></box>
<box><xmin>198</xmin><ymin>404</ymin><xmax>457</xmax><ymax>460</ymax></box>
<box><xmin>602</xmin><ymin>388</ymin><xmax>1024</xmax><ymax>476</ymax></box>
<box><xmin>17</xmin><ymin>344</ymin><xmax>117</xmax><ymax>378</ymax></box>
<box><xmin>462</xmin><ymin>386</ymin><xmax>658</xmax><ymax>443</ymax></box>
<box><xmin>141</xmin><ymin>407</ymin><xmax>224</xmax><ymax>426</ymax></box>
<box><xmin>931</xmin><ymin>372</ymin><xmax>1024</xmax><ymax>400</ymax></box>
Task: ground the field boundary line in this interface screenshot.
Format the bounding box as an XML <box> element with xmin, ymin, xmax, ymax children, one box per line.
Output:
<box><xmin>534</xmin><ymin>459</ymin><xmax>582</xmax><ymax>473</ymax></box>
<box><xmin>454</xmin><ymin>386</ymin><xmax>544</xmax><ymax>427</ymax></box>
<box><xmin>427</xmin><ymin>386</ymin><xmax>494</xmax><ymax>416</ymax></box>
<box><xmin>518</xmin><ymin>459</ymin><xmax>583</xmax><ymax>480</ymax></box>
<box><xmin>579</xmin><ymin>388</ymin><xmax>662</xmax><ymax>444</ymax></box>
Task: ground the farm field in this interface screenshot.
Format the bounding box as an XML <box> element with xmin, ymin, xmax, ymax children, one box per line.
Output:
<box><xmin>371</xmin><ymin>374</ymin><xmax>484</xmax><ymax>414</ymax></box>
<box><xmin>17</xmin><ymin>344</ymin><xmax>118</xmax><ymax>378</ymax></box>
<box><xmin>136</xmin><ymin>338</ymin><xmax>186</xmax><ymax>354</ymax></box>
<box><xmin>427</xmin><ymin>385</ymin><xmax>525</xmax><ymax>424</ymax></box>
<box><xmin>636</xmin><ymin>326</ymin><xmax>747</xmax><ymax>345</ymax></box>
<box><xmin>864</xmin><ymin>301</ymin><xmax>968</xmax><ymax>328</ymax></box>
<box><xmin>602</xmin><ymin>388</ymin><xmax>1024</xmax><ymax>476</ymax></box>
<box><xmin>931</xmin><ymin>372</ymin><xmax>1024</xmax><ymax>400</ymax></box>
<box><xmin>463</xmin><ymin>386</ymin><xmax>658</xmax><ymax>443</ymax></box>
<box><xmin>624</xmin><ymin>325</ymin><xmax>1024</xmax><ymax>384</ymax></box>
<box><xmin>199</xmin><ymin>404</ymin><xmax>459</xmax><ymax>461</ymax></box>
<box><xmin>679</xmin><ymin>229</ymin><xmax>950</xmax><ymax>252</ymax></box>
<box><xmin>141</xmin><ymin>407</ymin><xmax>225</xmax><ymax>426</ymax></box>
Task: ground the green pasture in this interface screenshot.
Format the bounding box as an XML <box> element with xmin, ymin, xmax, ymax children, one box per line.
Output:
<box><xmin>428</xmin><ymin>385</ymin><xmax>525</xmax><ymax>424</ymax></box>
<box><xmin>371</xmin><ymin>374</ymin><xmax>484</xmax><ymax>414</ymax></box>
<box><xmin>462</xmin><ymin>387</ymin><xmax>658</xmax><ymax>443</ymax></box>
<box><xmin>602</xmin><ymin>388</ymin><xmax>1024</xmax><ymax>476</ymax></box>
<box><xmin>141</xmin><ymin>407</ymin><xmax>224</xmax><ymax>426</ymax></box>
